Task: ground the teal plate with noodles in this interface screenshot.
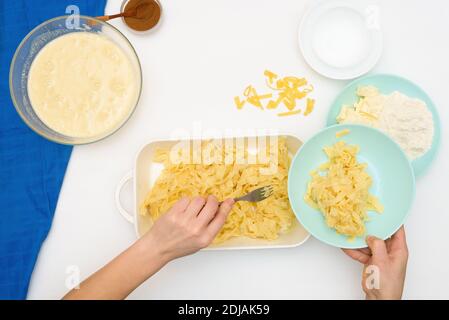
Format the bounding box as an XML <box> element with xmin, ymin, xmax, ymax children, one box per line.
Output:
<box><xmin>326</xmin><ymin>73</ymin><xmax>441</xmax><ymax>178</ymax></box>
<box><xmin>288</xmin><ymin>124</ymin><xmax>415</xmax><ymax>248</ymax></box>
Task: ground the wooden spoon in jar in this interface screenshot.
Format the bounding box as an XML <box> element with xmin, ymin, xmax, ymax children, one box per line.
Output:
<box><xmin>96</xmin><ymin>2</ymin><xmax>149</xmax><ymax>22</ymax></box>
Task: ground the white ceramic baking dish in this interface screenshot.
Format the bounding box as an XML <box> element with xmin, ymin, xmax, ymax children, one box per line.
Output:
<box><xmin>115</xmin><ymin>134</ymin><xmax>310</xmax><ymax>250</ymax></box>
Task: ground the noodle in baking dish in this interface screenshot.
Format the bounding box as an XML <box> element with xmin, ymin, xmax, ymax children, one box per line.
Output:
<box><xmin>140</xmin><ymin>137</ymin><xmax>296</xmax><ymax>243</ymax></box>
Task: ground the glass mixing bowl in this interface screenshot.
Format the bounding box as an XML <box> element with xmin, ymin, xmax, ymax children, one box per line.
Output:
<box><xmin>9</xmin><ymin>16</ymin><xmax>142</xmax><ymax>145</ymax></box>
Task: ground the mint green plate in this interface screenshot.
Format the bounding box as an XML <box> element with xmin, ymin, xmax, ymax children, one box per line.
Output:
<box><xmin>326</xmin><ymin>73</ymin><xmax>441</xmax><ymax>178</ymax></box>
<box><xmin>288</xmin><ymin>124</ymin><xmax>415</xmax><ymax>248</ymax></box>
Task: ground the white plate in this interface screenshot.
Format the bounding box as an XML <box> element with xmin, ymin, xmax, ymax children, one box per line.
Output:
<box><xmin>115</xmin><ymin>134</ymin><xmax>310</xmax><ymax>250</ymax></box>
<box><xmin>298</xmin><ymin>0</ymin><xmax>383</xmax><ymax>80</ymax></box>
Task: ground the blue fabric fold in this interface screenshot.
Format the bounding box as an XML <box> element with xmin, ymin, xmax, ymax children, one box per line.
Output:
<box><xmin>0</xmin><ymin>0</ymin><xmax>107</xmax><ymax>300</ymax></box>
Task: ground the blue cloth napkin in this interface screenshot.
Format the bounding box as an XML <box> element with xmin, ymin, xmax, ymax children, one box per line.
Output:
<box><xmin>0</xmin><ymin>0</ymin><xmax>106</xmax><ymax>300</ymax></box>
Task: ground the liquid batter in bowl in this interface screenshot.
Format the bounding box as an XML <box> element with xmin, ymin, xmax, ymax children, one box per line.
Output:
<box><xmin>27</xmin><ymin>32</ymin><xmax>139</xmax><ymax>138</ymax></box>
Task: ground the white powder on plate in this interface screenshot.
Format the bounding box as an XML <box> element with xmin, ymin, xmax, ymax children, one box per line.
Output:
<box><xmin>337</xmin><ymin>86</ymin><xmax>434</xmax><ymax>159</ymax></box>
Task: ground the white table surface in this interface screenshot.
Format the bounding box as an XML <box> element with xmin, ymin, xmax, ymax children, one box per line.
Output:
<box><xmin>27</xmin><ymin>0</ymin><xmax>449</xmax><ymax>299</ymax></box>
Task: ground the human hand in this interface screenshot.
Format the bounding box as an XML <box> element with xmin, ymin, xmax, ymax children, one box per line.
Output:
<box><xmin>143</xmin><ymin>196</ymin><xmax>234</xmax><ymax>263</ymax></box>
<box><xmin>63</xmin><ymin>196</ymin><xmax>233</xmax><ymax>300</ymax></box>
<box><xmin>342</xmin><ymin>226</ymin><xmax>409</xmax><ymax>300</ymax></box>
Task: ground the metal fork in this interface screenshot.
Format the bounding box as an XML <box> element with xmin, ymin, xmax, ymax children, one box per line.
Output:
<box><xmin>233</xmin><ymin>185</ymin><xmax>274</xmax><ymax>203</ymax></box>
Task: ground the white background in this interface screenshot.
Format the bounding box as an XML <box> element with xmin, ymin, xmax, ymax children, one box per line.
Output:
<box><xmin>28</xmin><ymin>0</ymin><xmax>449</xmax><ymax>299</ymax></box>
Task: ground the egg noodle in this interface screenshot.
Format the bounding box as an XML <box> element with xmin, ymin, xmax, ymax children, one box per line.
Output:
<box><xmin>141</xmin><ymin>137</ymin><xmax>296</xmax><ymax>243</ymax></box>
<box><xmin>304</xmin><ymin>140</ymin><xmax>383</xmax><ymax>239</ymax></box>
<box><xmin>234</xmin><ymin>70</ymin><xmax>315</xmax><ymax>117</ymax></box>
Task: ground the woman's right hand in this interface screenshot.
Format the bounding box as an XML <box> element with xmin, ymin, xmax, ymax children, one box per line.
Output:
<box><xmin>64</xmin><ymin>195</ymin><xmax>233</xmax><ymax>300</ymax></box>
<box><xmin>142</xmin><ymin>196</ymin><xmax>235</xmax><ymax>264</ymax></box>
<box><xmin>342</xmin><ymin>226</ymin><xmax>409</xmax><ymax>300</ymax></box>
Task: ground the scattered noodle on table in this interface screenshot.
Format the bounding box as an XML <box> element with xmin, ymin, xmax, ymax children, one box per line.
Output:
<box><xmin>141</xmin><ymin>138</ymin><xmax>296</xmax><ymax>243</ymax></box>
<box><xmin>234</xmin><ymin>70</ymin><xmax>315</xmax><ymax>117</ymax></box>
